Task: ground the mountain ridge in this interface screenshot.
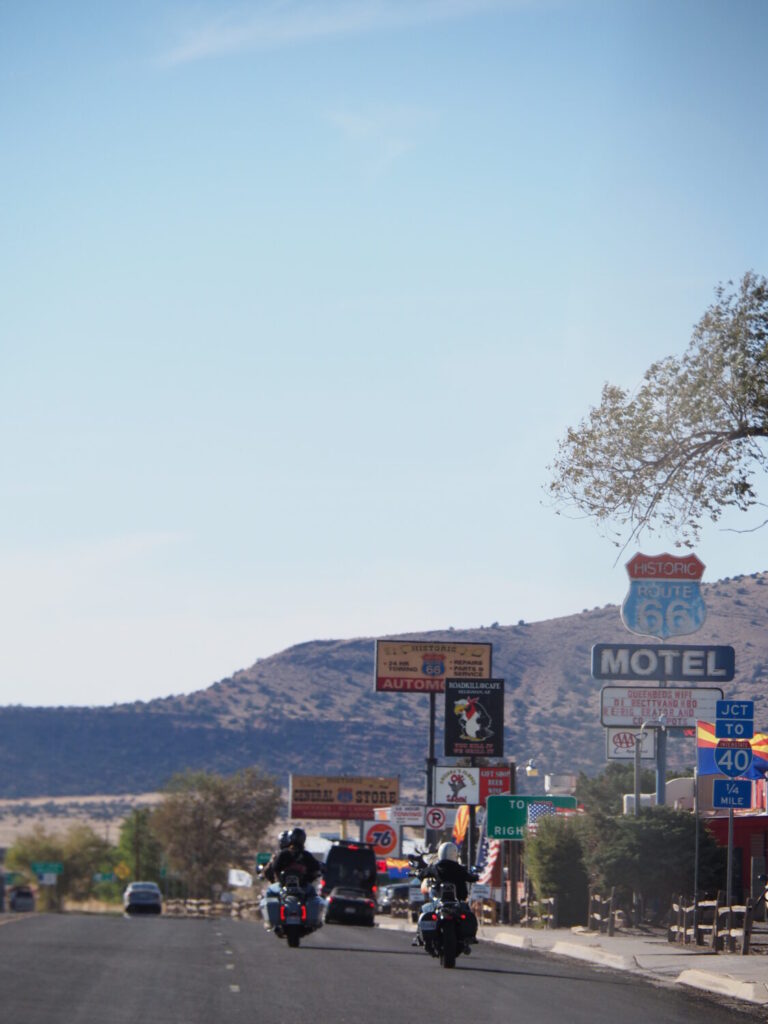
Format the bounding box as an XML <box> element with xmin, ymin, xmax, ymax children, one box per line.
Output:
<box><xmin>2</xmin><ymin>570</ymin><xmax>767</xmax><ymax>798</ymax></box>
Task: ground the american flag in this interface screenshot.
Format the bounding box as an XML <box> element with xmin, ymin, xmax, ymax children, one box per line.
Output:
<box><xmin>526</xmin><ymin>802</ymin><xmax>557</xmax><ymax>835</ymax></box>
<box><xmin>475</xmin><ymin>834</ymin><xmax>502</xmax><ymax>886</ymax></box>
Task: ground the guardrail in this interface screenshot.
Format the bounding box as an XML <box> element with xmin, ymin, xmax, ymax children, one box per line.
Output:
<box><xmin>668</xmin><ymin>893</ymin><xmax>755</xmax><ymax>953</ymax></box>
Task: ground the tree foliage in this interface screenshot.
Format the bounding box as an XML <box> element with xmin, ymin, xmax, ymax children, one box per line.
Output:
<box><xmin>583</xmin><ymin>807</ymin><xmax>725</xmax><ymax>918</ymax></box>
<box><xmin>524</xmin><ymin>817</ymin><xmax>589</xmax><ymax>926</ymax></box>
<box><xmin>548</xmin><ymin>271</ymin><xmax>768</xmax><ymax>547</ymax></box>
<box><xmin>6</xmin><ymin>823</ymin><xmax>113</xmax><ymax>910</ymax></box>
<box><xmin>151</xmin><ymin>767</ymin><xmax>281</xmax><ymax>897</ymax></box>
<box><xmin>116</xmin><ymin>808</ymin><xmax>164</xmax><ymax>882</ymax></box>
<box><xmin>575</xmin><ymin>763</ymin><xmax>656</xmax><ymax>816</ymax></box>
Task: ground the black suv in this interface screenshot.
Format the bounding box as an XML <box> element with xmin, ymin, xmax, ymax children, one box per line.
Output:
<box><xmin>321</xmin><ymin>840</ymin><xmax>378</xmax><ymax>898</ymax></box>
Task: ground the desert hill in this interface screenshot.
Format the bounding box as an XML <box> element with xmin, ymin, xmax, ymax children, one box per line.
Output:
<box><xmin>1</xmin><ymin>571</ymin><xmax>767</xmax><ymax>798</ymax></box>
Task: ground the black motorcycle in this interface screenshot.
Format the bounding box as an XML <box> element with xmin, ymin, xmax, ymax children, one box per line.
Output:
<box><xmin>409</xmin><ymin>854</ymin><xmax>475</xmax><ymax>969</ymax></box>
<box><xmin>259</xmin><ymin>873</ymin><xmax>325</xmax><ymax>948</ymax></box>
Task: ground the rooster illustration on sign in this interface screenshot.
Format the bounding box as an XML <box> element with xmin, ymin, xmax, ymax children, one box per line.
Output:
<box><xmin>453</xmin><ymin>696</ymin><xmax>494</xmax><ymax>743</ymax></box>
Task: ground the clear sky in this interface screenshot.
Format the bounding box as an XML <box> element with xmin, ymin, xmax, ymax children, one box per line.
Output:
<box><xmin>2</xmin><ymin>1</ymin><xmax>767</xmax><ymax>707</ymax></box>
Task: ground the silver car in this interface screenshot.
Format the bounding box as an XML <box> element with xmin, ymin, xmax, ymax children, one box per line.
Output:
<box><xmin>123</xmin><ymin>881</ymin><xmax>162</xmax><ymax>915</ymax></box>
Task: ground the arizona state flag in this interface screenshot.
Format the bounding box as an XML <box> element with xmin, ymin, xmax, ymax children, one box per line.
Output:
<box><xmin>697</xmin><ymin>720</ymin><xmax>768</xmax><ymax>779</ymax></box>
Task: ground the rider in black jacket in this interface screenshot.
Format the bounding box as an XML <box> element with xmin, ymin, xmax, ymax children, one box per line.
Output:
<box><xmin>422</xmin><ymin>842</ymin><xmax>478</xmax><ymax>900</ymax></box>
<box><xmin>263</xmin><ymin>828</ymin><xmax>323</xmax><ymax>890</ymax></box>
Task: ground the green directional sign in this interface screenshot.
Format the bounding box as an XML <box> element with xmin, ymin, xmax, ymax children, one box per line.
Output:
<box><xmin>31</xmin><ymin>861</ymin><xmax>63</xmax><ymax>875</ymax></box>
<box><xmin>485</xmin><ymin>795</ymin><xmax>578</xmax><ymax>841</ymax></box>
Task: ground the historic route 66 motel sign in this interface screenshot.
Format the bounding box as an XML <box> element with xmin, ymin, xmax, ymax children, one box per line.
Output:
<box><xmin>621</xmin><ymin>553</ymin><xmax>706</xmax><ymax>639</ymax></box>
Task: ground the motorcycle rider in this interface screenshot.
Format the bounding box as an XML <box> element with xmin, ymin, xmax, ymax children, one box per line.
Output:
<box><xmin>414</xmin><ymin>842</ymin><xmax>479</xmax><ymax>950</ymax></box>
<box><xmin>263</xmin><ymin>827</ymin><xmax>323</xmax><ymax>891</ymax></box>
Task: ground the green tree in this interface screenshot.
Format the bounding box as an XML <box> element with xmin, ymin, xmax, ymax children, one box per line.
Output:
<box><xmin>524</xmin><ymin>816</ymin><xmax>589</xmax><ymax>926</ymax></box>
<box><xmin>548</xmin><ymin>271</ymin><xmax>768</xmax><ymax>547</ymax></box>
<box><xmin>7</xmin><ymin>824</ymin><xmax>113</xmax><ymax>910</ymax></box>
<box><xmin>575</xmin><ymin>763</ymin><xmax>656</xmax><ymax>816</ymax></box>
<box><xmin>116</xmin><ymin>809</ymin><xmax>164</xmax><ymax>883</ymax></box>
<box><xmin>151</xmin><ymin>766</ymin><xmax>281</xmax><ymax>897</ymax></box>
<box><xmin>584</xmin><ymin>808</ymin><xmax>725</xmax><ymax>919</ymax></box>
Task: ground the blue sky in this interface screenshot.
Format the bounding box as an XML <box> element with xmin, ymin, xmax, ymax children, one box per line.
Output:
<box><xmin>2</xmin><ymin>1</ymin><xmax>767</xmax><ymax>707</ymax></box>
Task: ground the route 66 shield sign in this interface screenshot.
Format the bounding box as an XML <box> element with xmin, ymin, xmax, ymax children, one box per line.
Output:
<box><xmin>621</xmin><ymin>553</ymin><xmax>706</xmax><ymax>640</ymax></box>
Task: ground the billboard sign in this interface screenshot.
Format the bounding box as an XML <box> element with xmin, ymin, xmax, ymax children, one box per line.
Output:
<box><xmin>600</xmin><ymin>685</ymin><xmax>723</xmax><ymax>729</ymax></box>
<box><xmin>432</xmin><ymin>765</ymin><xmax>513</xmax><ymax>806</ymax></box>
<box><xmin>373</xmin><ymin>804</ymin><xmax>425</xmax><ymax>826</ymax></box>
<box><xmin>605</xmin><ymin>726</ymin><xmax>656</xmax><ymax>761</ymax></box>
<box><xmin>591</xmin><ymin>644</ymin><xmax>735</xmax><ymax>682</ymax></box>
<box><xmin>444</xmin><ymin>678</ymin><xmax>504</xmax><ymax>758</ymax></box>
<box><xmin>621</xmin><ymin>553</ymin><xmax>706</xmax><ymax>639</ymax></box>
<box><xmin>289</xmin><ymin>775</ymin><xmax>399</xmax><ymax>820</ymax></box>
<box><xmin>374</xmin><ymin>640</ymin><xmax>492</xmax><ymax>693</ymax></box>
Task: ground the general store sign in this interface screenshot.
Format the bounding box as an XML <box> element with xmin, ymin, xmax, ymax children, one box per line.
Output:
<box><xmin>591</xmin><ymin>644</ymin><xmax>735</xmax><ymax>682</ymax></box>
<box><xmin>289</xmin><ymin>774</ymin><xmax>399</xmax><ymax>820</ymax></box>
<box><xmin>600</xmin><ymin>686</ymin><xmax>723</xmax><ymax>729</ymax></box>
<box><xmin>374</xmin><ymin>640</ymin><xmax>492</xmax><ymax>693</ymax></box>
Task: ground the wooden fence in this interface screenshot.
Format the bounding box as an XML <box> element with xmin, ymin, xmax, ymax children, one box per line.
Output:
<box><xmin>587</xmin><ymin>888</ymin><xmax>616</xmax><ymax>935</ymax></box>
<box><xmin>667</xmin><ymin>893</ymin><xmax>755</xmax><ymax>954</ymax></box>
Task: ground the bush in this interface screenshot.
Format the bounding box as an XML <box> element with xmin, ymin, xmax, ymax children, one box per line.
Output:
<box><xmin>524</xmin><ymin>816</ymin><xmax>589</xmax><ymax>926</ymax></box>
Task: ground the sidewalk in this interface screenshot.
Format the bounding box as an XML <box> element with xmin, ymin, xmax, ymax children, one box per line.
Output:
<box><xmin>376</xmin><ymin>915</ymin><xmax>768</xmax><ymax>1007</ymax></box>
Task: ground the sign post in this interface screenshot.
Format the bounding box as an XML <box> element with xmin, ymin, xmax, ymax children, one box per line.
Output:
<box><xmin>714</xmin><ymin>700</ymin><xmax>754</xmax><ymax>905</ymax></box>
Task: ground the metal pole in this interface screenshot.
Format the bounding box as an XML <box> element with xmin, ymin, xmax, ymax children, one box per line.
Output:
<box><xmin>693</xmin><ymin>768</ymin><xmax>699</xmax><ymax>935</ymax></box>
<box><xmin>425</xmin><ymin>692</ymin><xmax>436</xmax><ymax>849</ymax></box>
<box><xmin>634</xmin><ymin>730</ymin><xmax>642</xmax><ymax>817</ymax></box>
<box><xmin>656</xmin><ymin>683</ymin><xmax>667</xmax><ymax>806</ymax></box>
<box><xmin>727</xmin><ymin>807</ymin><xmax>734</xmax><ymax>905</ymax></box>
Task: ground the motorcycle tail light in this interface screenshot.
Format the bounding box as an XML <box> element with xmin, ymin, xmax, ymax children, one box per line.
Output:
<box><xmin>367</xmin><ymin>900</ymin><xmax>375</xmax><ymax>908</ymax></box>
<box><xmin>280</xmin><ymin>906</ymin><xmax>286</xmax><ymax>921</ymax></box>
<box><xmin>460</xmin><ymin>913</ymin><xmax>467</xmax><ymax>920</ymax></box>
<box><xmin>301</xmin><ymin>905</ymin><xmax>307</xmax><ymax>921</ymax></box>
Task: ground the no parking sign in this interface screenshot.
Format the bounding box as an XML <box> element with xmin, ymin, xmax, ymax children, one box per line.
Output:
<box><xmin>364</xmin><ymin>822</ymin><xmax>399</xmax><ymax>856</ymax></box>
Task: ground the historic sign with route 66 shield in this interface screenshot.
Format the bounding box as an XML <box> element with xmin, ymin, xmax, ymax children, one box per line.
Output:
<box><xmin>621</xmin><ymin>553</ymin><xmax>707</xmax><ymax>639</ymax></box>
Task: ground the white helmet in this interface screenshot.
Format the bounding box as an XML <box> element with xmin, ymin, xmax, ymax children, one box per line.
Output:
<box><xmin>438</xmin><ymin>842</ymin><xmax>459</xmax><ymax>862</ymax></box>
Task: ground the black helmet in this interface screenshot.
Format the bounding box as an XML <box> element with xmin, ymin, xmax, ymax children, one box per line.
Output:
<box><xmin>289</xmin><ymin>827</ymin><xmax>306</xmax><ymax>849</ymax></box>
<box><xmin>278</xmin><ymin>830</ymin><xmax>291</xmax><ymax>849</ymax></box>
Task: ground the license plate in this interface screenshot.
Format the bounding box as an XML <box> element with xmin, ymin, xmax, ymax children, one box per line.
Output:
<box><xmin>344</xmin><ymin>907</ymin><xmax>356</xmax><ymax>914</ymax></box>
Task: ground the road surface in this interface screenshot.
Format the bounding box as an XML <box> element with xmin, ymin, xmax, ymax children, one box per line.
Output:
<box><xmin>0</xmin><ymin>913</ymin><xmax>760</xmax><ymax>1023</ymax></box>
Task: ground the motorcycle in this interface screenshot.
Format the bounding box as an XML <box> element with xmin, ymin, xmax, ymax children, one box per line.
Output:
<box><xmin>409</xmin><ymin>853</ymin><xmax>476</xmax><ymax>969</ymax></box>
<box><xmin>259</xmin><ymin>873</ymin><xmax>325</xmax><ymax>948</ymax></box>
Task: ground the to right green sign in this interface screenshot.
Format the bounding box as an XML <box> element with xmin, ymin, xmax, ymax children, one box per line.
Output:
<box><xmin>485</xmin><ymin>794</ymin><xmax>578</xmax><ymax>841</ymax></box>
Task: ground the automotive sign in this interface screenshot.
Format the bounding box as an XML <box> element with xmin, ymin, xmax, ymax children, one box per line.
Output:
<box><xmin>289</xmin><ymin>775</ymin><xmax>399</xmax><ymax>820</ymax></box>
<box><xmin>600</xmin><ymin>685</ymin><xmax>723</xmax><ymax>729</ymax></box>
<box><xmin>374</xmin><ymin>640</ymin><xmax>492</xmax><ymax>693</ymax></box>
<box><xmin>591</xmin><ymin>644</ymin><xmax>735</xmax><ymax>682</ymax></box>
<box><xmin>621</xmin><ymin>553</ymin><xmax>706</xmax><ymax>639</ymax></box>
<box><xmin>444</xmin><ymin>678</ymin><xmax>504</xmax><ymax>758</ymax></box>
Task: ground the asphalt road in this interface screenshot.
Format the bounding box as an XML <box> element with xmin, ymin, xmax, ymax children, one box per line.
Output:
<box><xmin>0</xmin><ymin>914</ymin><xmax>763</xmax><ymax>1024</ymax></box>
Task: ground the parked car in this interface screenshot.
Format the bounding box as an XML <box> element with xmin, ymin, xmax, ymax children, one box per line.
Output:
<box><xmin>123</xmin><ymin>881</ymin><xmax>162</xmax><ymax>915</ymax></box>
<box><xmin>324</xmin><ymin>887</ymin><xmax>376</xmax><ymax>926</ymax></box>
<box><xmin>320</xmin><ymin>841</ymin><xmax>378</xmax><ymax>900</ymax></box>
<box><xmin>9</xmin><ymin>885</ymin><xmax>35</xmax><ymax>912</ymax></box>
<box><xmin>378</xmin><ymin>882</ymin><xmax>424</xmax><ymax>921</ymax></box>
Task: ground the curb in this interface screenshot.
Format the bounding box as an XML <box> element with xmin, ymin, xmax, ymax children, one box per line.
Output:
<box><xmin>676</xmin><ymin>969</ymin><xmax>768</xmax><ymax>1005</ymax></box>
